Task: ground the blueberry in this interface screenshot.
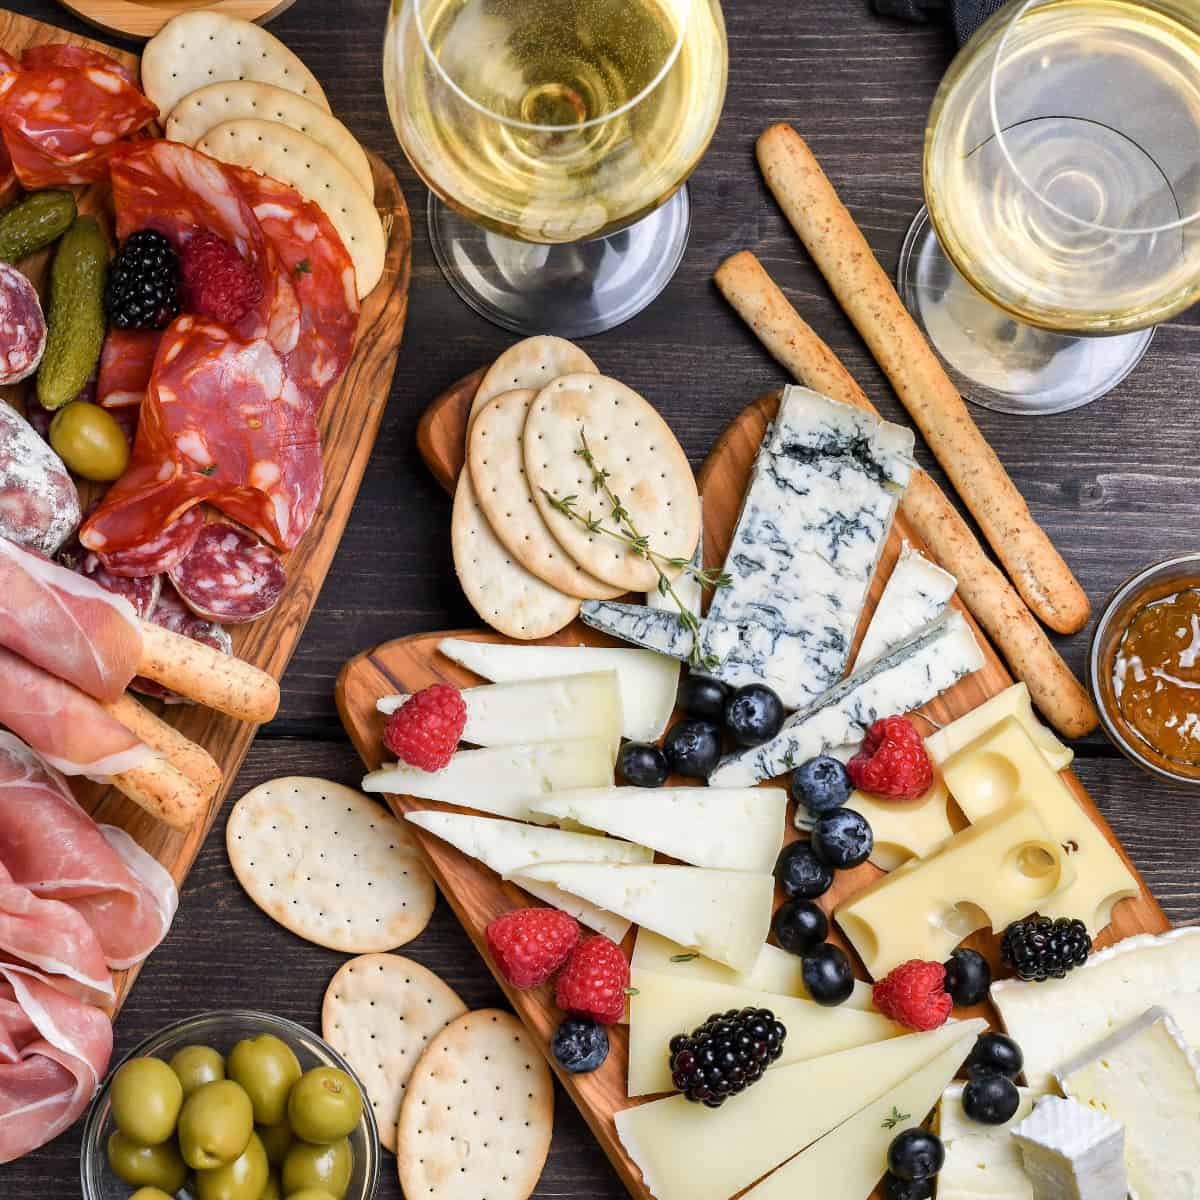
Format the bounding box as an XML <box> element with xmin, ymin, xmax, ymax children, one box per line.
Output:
<box><xmin>617</xmin><ymin>742</ymin><xmax>669</xmax><ymax>788</ymax></box>
<box><xmin>887</xmin><ymin>1129</ymin><xmax>945</xmax><ymax>1181</ymax></box>
<box><xmin>678</xmin><ymin>674</ymin><xmax>729</xmax><ymax>723</ymax></box>
<box><xmin>551</xmin><ymin>1017</ymin><xmax>610</xmax><ymax>1074</ymax></box>
<box><xmin>961</xmin><ymin>1074</ymin><xmax>1021</xmax><ymax>1125</ymax></box>
<box><xmin>966</xmin><ymin>1032</ymin><xmax>1023</xmax><ymax>1080</ymax></box>
<box><xmin>772</xmin><ymin>898</ymin><xmax>828</xmax><ymax>956</ymax></box>
<box><xmin>811</xmin><ymin>808</ymin><xmax>874</xmax><ymax>869</ymax></box>
<box><xmin>773</xmin><ymin>842</ymin><xmax>834</xmax><ymax>900</ymax></box>
<box><xmin>724</xmin><ymin>684</ymin><xmax>785</xmax><ymax>747</ymax></box>
<box><xmin>943</xmin><ymin>948</ymin><xmax>992</xmax><ymax>1007</ymax></box>
<box><xmin>882</xmin><ymin>1174</ymin><xmax>933</xmax><ymax>1200</ymax></box>
<box><xmin>662</xmin><ymin>718</ymin><xmax>722</xmax><ymax>780</ymax></box>
<box><xmin>801</xmin><ymin>943</ymin><xmax>855</xmax><ymax>1006</ymax></box>
<box><xmin>790</xmin><ymin>756</ymin><xmax>853</xmax><ymax>816</ymax></box>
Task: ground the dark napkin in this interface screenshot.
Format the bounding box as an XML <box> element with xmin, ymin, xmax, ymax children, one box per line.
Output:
<box><xmin>871</xmin><ymin>0</ymin><xmax>1011</xmax><ymax>44</ymax></box>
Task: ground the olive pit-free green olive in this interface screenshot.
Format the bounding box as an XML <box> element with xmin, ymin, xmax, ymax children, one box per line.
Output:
<box><xmin>109</xmin><ymin>1056</ymin><xmax>184</xmax><ymax>1146</ymax></box>
<box><xmin>128</xmin><ymin>1189</ymin><xmax>175</xmax><ymax>1200</ymax></box>
<box><xmin>178</xmin><ymin>1079</ymin><xmax>255</xmax><ymax>1170</ymax></box>
<box><xmin>170</xmin><ymin>1044</ymin><xmax>226</xmax><ymax>1098</ymax></box>
<box><xmin>259</xmin><ymin>1169</ymin><xmax>282</xmax><ymax>1200</ymax></box>
<box><xmin>257</xmin><ymin>1119</ymin><xmax>294</xmax><ymax>1167</ymax></box>
<box><xmin>227</xmin><ymin>1034</ymin><xmax>302</xmax><ymax>1126</ymax></box>
<box><xmin>106</xmin><ymin>1131</ymin><xmax>188</xmax><ymax>1192</ymax></box>
<box><xmin>281</xmin><ymin>1137</ymin><xmax>352</xmax><ymax>1199</ymax></box>
<box><xmin>193</xmin><ymin>1131</ymin><xmax>268</xmax><ymax>1200</ymax></box>
<box><xmin>286</xmin><ymin>1068</ymin><xmax>362</xmax><ymax>1144</ymax></box>
<box><xmin>48</xmin><ymin>401</ymin><xmax>129</xmax><ymax>482</ymax></box>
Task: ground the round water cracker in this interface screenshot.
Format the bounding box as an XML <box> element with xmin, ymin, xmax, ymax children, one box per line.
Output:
<box><xmin>196</xmin><ymin>119</ymin><xmax>385</xmax><ymax>299</ymax></box>
<box><xmin>468</xmin><ymin>390</ymin><xmax>623</xmax><ymax>601</ymax></box>
<box><xmin>166</xmin><ymin>81</ymin><xmax>374</xmax><ymax>198</ymax></box>
<box><xmin>451</xmin><ymin>472</ymin><xmax>580</xmax><ymax>640</ymax></box>
<box><xmin>142</xmin><ymin>11</ymin><xmax>330</xmax><ymax>121</ymax></box>
<box><xmin>323</xmin><ymin>955</ymin><xmax>467</xmax><ymax>1154</ymax></box>
<box><xmin>226</xmin><ymin>777</ymin><xmax>435</xmax><ymax>953</ymax></box>
<box><xmin>397</xmin><ymin>1009</ymin><xmax>553</xmax><ymax>1200</ymax></box>
<box><xmin>469</xmin><ymin>335</ymin><xmax>598</xmax><ymax>426</ymax></box>
<box><xmin>525</xmin><ymin>374</ymin><xmax>701</xmax><ymax>592</ymax></box>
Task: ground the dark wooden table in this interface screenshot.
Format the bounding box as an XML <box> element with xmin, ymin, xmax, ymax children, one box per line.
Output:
<box><xmin>10</xmin><ymin>0</ymin><xmax>1200</xmax><ymax>1195</ymax></box>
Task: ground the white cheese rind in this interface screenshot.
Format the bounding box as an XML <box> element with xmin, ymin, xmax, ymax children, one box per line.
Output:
<box><xmin>579</xmin><ymin>601</ymin><xmax>695</xmax><ymax>660</ymax></box>
<box><xmin>855</xmin><ymin>542</ymin><xmax>956</xmax><ymax>667</ymax></box>
<box><xmin>1012</xmin><ymin>1097</ymin><xmax>1127</xmax><ymax>1200</ymax></box>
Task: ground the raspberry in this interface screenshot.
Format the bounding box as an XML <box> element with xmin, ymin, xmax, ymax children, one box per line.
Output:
<box><xmin>179</xmin><ymin>231</ymin><xmax>264</xmax><ymax>324</ymax></box>
<box><xmin>555</xmin><ymin>935</ymin><xmax>630</xmax><ymax>1025</ymax></box>
<box><xmin>486</xmin><ymin>908</ymin><xmax>580</xmax><ymax>989</ymax></box>
<box><xmin>848</xmin><ymin>716</ymin><xmax>933</xmax><ymax>800</ymax></box>
<box><xmin>873</xmin><ymin>960</ymin><xmax>953</xmax><ymax>1031</ymax></box>
<box><xmin>382</xmin><ymin>682</ymin><xmax>466</xmax><ymax>771</ymax></box>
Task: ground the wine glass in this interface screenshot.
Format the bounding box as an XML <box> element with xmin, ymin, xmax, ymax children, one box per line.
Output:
<box><xmin>384</xmin><ymin>0</ymin><xmax>728</xmax><ymax>338</ymax></box>
<box><xmin>897</xmin><ymin>0</ymin><xmax>1200</xmax><ymax>415</ymax></box>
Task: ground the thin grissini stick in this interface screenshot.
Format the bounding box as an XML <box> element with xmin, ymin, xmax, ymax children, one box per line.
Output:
<box><xmin>714</xmin><ymin>250</ymin><xmax>1099</xmax><ymax>738</ymax></box>
<box><xmin>113</xmin><ymin>756</ymin><xmax>209</xmax><ymax>832</ymax></box>
<box><xmin>104</xmin><ymin>693</ymin><xmax>222</xmax><ymax>800</ymax></box>
<box><xmin>136</xmin><ymin>620</ymin><xmax>280</xmax><ymax>724</ymax></box>
<box><xmin>755</xmin><ymin>123</ymin><xmax>1091</xmax><ymax>636</ymax></box>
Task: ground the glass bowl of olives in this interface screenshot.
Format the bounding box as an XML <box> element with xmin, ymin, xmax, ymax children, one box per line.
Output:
<box><xmin>80</xmin><ymin>1009</ymin><xmax>380</xmax><ymax>1200</ymax></box>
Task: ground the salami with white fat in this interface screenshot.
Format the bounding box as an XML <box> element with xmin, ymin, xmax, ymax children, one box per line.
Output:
<box><xmin>58</xmin><ymin>532</ymin><xmax>161</xmax><ymax>618</ymax></box>
<box><xmin>0</xmin><ymin>263</ymin><xmax>45</xmax><ymax>384</ymax></box>
<box><xmin>97</xmin><ymin>505</ymin><xmax>203</xmax><ymax>579</ymax></box>
<box><xmin>130</xmin><ymin>583</ymin><xmax>232</xmax><ymax>705</ymax></box>
<box><xmin>168</xmin><ymin>522</ymin><xmax>286</xmax><ymax>624</ymax></box>
<box><xmin>0</xmin><ymin>402</ymin><xmax>79</xmax><ymax>556</ymax></box>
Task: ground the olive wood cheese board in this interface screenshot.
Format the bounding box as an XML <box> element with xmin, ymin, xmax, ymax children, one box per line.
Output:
<box><xmin>54</xmin><ymin>0</ymin><xmax>298</xmax><ymax>41</ymax></box>
<box><xmin>0</xmin><ymin>8</ymin><xmax>413</xmax><ymax>1016</ymax></box>
<box><xmin>338</xmin><ymin>372</ymin><xmax>1168</xmax><ymax>1200</ymax></box>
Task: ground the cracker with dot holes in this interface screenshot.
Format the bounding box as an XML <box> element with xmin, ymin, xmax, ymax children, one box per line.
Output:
<box><xmin>397</xmin><ymin>1009</ymin><xmax>553</xmax><ymax>1200</ymax></box>
<box><xmin>165</xmin><ymin>81</ymin><xmax>374</xmax><ymax>198</ymax></box>
<box><xmin>468</xmin><ymin>335</ymin><xmax>598</xmax><ymax>427</ymax></box>
<box><xmin>141</xmin><ymin>11</ymin><xmax>330</xmax><ymax>121</ymax></box>
<box><xmin>525</xmin><ymin>374</ymin><xmax>701</xmax><ymax>592</ymax></box>
<box><xmin>226</xmin><ymin>777</ymin><xmax>435</xmax><ymax>953</ymax></box>
<box><xmin>469</xmin><ymin>389</ymin><xmax>623</xmax><ymax>600</ymax></box>
<box><xmin>196</xmin><ymin>119</ymin><xmax>385</xmax><ymax>299</ymax></box>
<box><xmin>322</xmin><ymin>955</ymin><xmax>467</xmax><ymax>1154</ymax></box>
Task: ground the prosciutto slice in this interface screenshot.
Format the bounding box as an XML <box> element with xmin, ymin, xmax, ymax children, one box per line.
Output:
<box><xmin>0</xmin><ymin>536</ymin><xmax>143</xmax><ymax>704</ymax></box>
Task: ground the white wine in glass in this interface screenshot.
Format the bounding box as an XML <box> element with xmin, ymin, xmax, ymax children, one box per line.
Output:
<box><xmin>898</xmin><ymin>0</ymin><xmax>1200</xmax><ymax>414</ymax></box>
<box><xmin>385</xmin><ymin>0</ymin><xmax>728</xmax><ymax>336</ymax></box>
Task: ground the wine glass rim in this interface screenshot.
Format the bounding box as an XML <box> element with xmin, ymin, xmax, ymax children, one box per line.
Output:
<box><xmin>988</xmin><ymin>0</ymin><xmax>1200</xmax><ymax>236</ymax></box>
<box><xmin>408</xmin><ymin>0</ymin><xmax>693</xmax><ymax>134</ymax></box>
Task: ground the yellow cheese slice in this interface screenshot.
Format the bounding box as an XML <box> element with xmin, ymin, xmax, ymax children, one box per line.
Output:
<box><xmin>927</xmin><ymin>682</ymin><xmax>1073</xmax><ymax>771</ymax></box>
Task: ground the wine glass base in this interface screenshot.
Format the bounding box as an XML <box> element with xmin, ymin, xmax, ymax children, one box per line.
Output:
<box><xmin>896</xmin><ymin>207</ymin><xmax>1155</xmax><ymax>416</ymax></box>
<box><xmin>426</xmin><ymin>186</ymin><xmax>692</xmax><ymax>339</ymax></box>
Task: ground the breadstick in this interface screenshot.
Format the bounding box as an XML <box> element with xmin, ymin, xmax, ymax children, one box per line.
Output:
<box><xmin>113</xmin><ymin>755</ymin><xmax>209</xmax><ymax>831</ymax></box>
<box><xmin>714</xmin><ymin>250</ymin><xmax>1098</xmax><ymax>738</ymax></box>
<box><xmin>137</xmin><ymin>621</ymin><xmax>279</xmax><ymax>724</ymax></box>
<box><xmin>104</xmin><ymin>693</ymin><xmax>222</xmax><ymax>800</ymax></box>
<box><xmin>755</xmin><ymin>123</ymin><xmax>1090</xmax><ymax>636</ymax></box>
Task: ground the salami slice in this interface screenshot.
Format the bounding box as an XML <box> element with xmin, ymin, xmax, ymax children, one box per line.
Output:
<box><xmin>97</xmin><ymin>504</ymin><xmax>203</xmax><ymax>579</ymax></box>
<box><xmin>130</xmin><ymin>583</ymin><xmax>232</xmax><ymax>705</ymax></box>
<box><xmin>0</xmin><ymin>263</ymin><xmax>46</xmax><ymax>385</ymax></box>
<box><xmin>20</xmin><ymin>44</ymin><xmax>137</xmax><ymax>87</ymax></box>
<box><xmin>58</xmin><ymin>532</ymin><xmax>161</xmax><ymax>618</ymax></box>
<box><xmin>168</xmin><ymin>522</ymin><xmax>285</xmax><ymax>624</ymax></box>
<box><xmin>97</xmin><ymin>328</ymin><xmax>160</xmax><ymax>410</ymax></box>
<box><xmin>0</xmin><ymin>402</ymin><xmax>79</xmax><ymax>556</ymax></box>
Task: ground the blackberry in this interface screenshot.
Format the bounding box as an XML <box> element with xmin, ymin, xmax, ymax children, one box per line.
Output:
<box><xmin>669</xmin><ymin>1007</ymin><xmax>785</xmax><ymax>1107</ymax></box>
<box><xmin>1001</xmin><ymin>916</ymin><xmax>1092</xmax><ymax>982</ymax></box>
<box><xmin>106</xmin><ymin>230</ymin><xmax>180</xmax><ymax>330</ymax></box>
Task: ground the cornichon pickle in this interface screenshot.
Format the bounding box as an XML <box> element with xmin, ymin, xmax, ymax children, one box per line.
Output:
<box><xmin>0</xmin><ymin>190</ymin><xmax>76</xmax><ymax>263</ymax></box>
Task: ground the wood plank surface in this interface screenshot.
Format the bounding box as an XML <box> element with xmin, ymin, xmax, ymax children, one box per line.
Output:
<box><xmin>53</xmin><ymin>0</ymin><xmax>297</xmax><ymax>40</ymax></box>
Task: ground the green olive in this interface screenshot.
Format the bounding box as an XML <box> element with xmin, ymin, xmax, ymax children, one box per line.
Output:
<box><xmin>258</xmin><ymin>1170</ymin><xmax>282</xmax><ymax>1200</ymax></box>
<box><xmin>193</xmin><ymin>1131</ymin><xmax>268</xmax><ymax>1200</ymax></box>
<box><xmin>286</xmin><ymin>1068</ymin><xmax>362</xmax><ymax>1145</ymax></box>
<box><xmin>106</xmin><ymin>1131</ymin><xmax>188</xmax><ymax>1192</ymax></box>
<box><xmin>48</xmin><ymin>400</ymin><xmax>129</xmax><ymax>482</ymax></box>
<box><xmin>281</xmin><ymin>1137</ymin><xmax>352</xmax><ymax>1199</ymax></box>
<box><xmin>170</xmin><ymin>1045</ymin><xmax>226</xmax><ymax>1099</ymax></box>
<box><xmin>109</xmin><ymin>1056</ymin><xmax>184</xmax><ymax>1146</ymax></box>
<box><xmin>178</xmin><ymin>1080</ymin><xmax>255</xmax><ymax>1170</ymax></box>
<box><xmin>128</xmin><ymin>1190</ymin><xmax>175</xmax><ymax>1200</ymax></box>
<box><xmin>285</xmin><ymin>1192</ymin><xmax>337</xmax><ymax>1200</ymax></box>
<box><xmin>227</xmin><ymin>1034</ymin><xmax>302</xmax><ymax>1126</ymax></box>
<box><xmin>257</xmin><ymin>1120</ymin><xmax>294</xmax><ymax>1167</ymax></box>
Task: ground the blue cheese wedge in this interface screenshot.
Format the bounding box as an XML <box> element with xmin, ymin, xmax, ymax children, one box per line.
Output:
<box><xmin>855</xmin><ymin>542</ymin><xmax>956</xmax><ymax>667</ymax></box>
<box><xmin>1012</xmin><ymin>1097</ymin><xmax>1127</xmax><ymax>1200</ymax></box>
<box><xmin>709</xmin><ymin>610</ymin><xmax>985</xmax><ymax>787</ymax></box>
<box><xmin>580</xmin><ymin>600</ymin><xmax>695</xmax><ymax>660</ymax></box>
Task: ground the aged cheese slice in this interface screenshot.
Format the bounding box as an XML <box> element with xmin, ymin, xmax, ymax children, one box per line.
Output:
<box><xmin>938</xmin><ymin>1082</ymin><xmax>1042</xmax><ymax>1199</ymax></box>
<box><xmin>836</xmin><ymin>801</ymin><xmax>1075</xmax><ymax>979</ymax></box>
<box><xmin>614</xmin><ymin>1020</ymin><xmax>986</xmax><ymax>1200</ymax></box>
<box><xmin>855</xmin><ymin>542</ymin><xmax>956</xmax><ymax>667</ymax></box>
<box><xmin>361</xmin><ymin>736</ymin><xmax>614</xmax><ymax>821</ymax></box>
<box><xmin>512</xmin><ymin>862</ymin><xmax>773</xmax><ymax>970</ymax></box>
<box><xmin>942</xmin><ymin>719</ymin><xmax>1139</xmax><ymax>935</ymax></box>
<box><xmin>626</xmin><ymin>968</ymin><xmax>902</xmax><ymax>1096</ymax></box>
<box><xmin>437</xmin><ymin>637</ymin><xmax>680</xmax><ymax>744</ymax></box>
<box><xmin>845</xmin><ymin>787</ymin><xmax>957</xmax><ymax>871</ymax></box>
<box><xmin>377</xmin><ymin>671</ymin><xmax>621</xmax><ymax>754</ymax></box>
<box><xmin>531</xmin><ymin>787</ymin><xmax>787</xmax><ymax>873</ymax></box>
<box><xmin>404</xmin><ymin>810</ymin><xmax>649</xmax><ymax>942</ymax></box>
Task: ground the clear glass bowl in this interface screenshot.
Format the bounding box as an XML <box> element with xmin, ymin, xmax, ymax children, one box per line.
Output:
<box><xmin>80</xmin><ymin>1009</ymin><xmax>380</xmax><ymax>1200</ymax></box>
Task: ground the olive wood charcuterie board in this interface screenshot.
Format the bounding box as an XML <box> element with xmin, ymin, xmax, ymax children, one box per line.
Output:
<box><xmin>337</xmin><ymin>372</ymin><xmax>1167</xmax><ymax>1200</ymax></box>
<box><xmin>0</xmin><ymin>7</ymin><xmax>413</xmax><ymax>1016</ymax></box>
<box><xmin>54</xmin><ymin>0</ymin><xmax>298</xmax><ymax>41</ymax></box>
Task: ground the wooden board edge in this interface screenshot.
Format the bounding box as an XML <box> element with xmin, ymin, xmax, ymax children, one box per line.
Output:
<box><xmin>415</xmin><ymin>366</ymin><xmax>483</xmax><ymax>496</ymax></box>
<box><xmin>54</xmin><ymin>0</ymin><xmax>299</xmax><ymax>40</ymax></box>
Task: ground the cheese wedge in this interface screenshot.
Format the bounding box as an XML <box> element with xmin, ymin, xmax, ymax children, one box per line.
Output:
<box><xmin>855</xmin><ymin>542</ymin><xmax>955</xmax><ymax>668</ymax></box>
<box><xmin>614</xmin><ymin>1019</ymin><xmax>987</xmax><ymax>1200</ymax></box>
<box><xmin>361</xmin><ymin>737</ymin><xmax>615</xmax><ymax>820</ymax></box>
<box><xmin>939</xmin><ymin>1082</ymin><xmax>1043</xmax><ymax>1200</ymax></box>
<box><xmin>626</xmin><ymin>968</ymin><xmax>902</xmax><ymax>1096</ymax></box>
<box><xmin>405</xmin><ymin>810</ymin><xmax>650</xmax><ymax>942</ymax></box>
<box><xmin>845</xmin><ymin>787</ymin><xmax>957</xmax><ymax>871</ymax></box>
<box><xmin>532</xmin><ymin>787</ymin><xmax>787</xmax><ymax>873</ymax></box>
<box><xmin>513</xmin><ymin>862</ymin><xmax>773</xmax><ymax>970</ymax></box>
<box><xmin>437</xmin><ymin>637</ymin><xmax>680</xmax><ymax>744</ymax></box>
<box><xmin>377</xmin><ymin>671</ymin><xmax>622</xmax><ymax>753</ymax></box>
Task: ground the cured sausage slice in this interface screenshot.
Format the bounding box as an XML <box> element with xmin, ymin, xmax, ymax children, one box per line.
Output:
<box><xmin>96</xmin><ymin>503</ymin><xmax>202</xmax><ymax>579</ymax></box>
<box><xmin>0</xmin><ymin>263</ymin><xmax>45</xmax><ymax>385</ymax></box>
<box><xmin>0</xmin><ymin>401</ymin><xmax>79</xmax><ymax>556</ymax></box>
<box><xmin>58</xmin><ymin>531</ymin><xmax>161</xmax><ymax>618</ymax></box>
<box><xmin>168</xmin><ymin>522</ymin><xmax>286</xmax><ymax>624</ymax></box>
<box><xmin>130</xmin><ymin>582</ymin><xmax>232</xmax><ymax>705</ymax></box>
<box><xmin>97</xmin><ymin>328</ymin><xmax>159</xmax><ymax>410</ymax></box>
<box><xmin>20</xmin><ymin>44</ymin><xmax>137</xmax><ymax>87</ymax></box>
